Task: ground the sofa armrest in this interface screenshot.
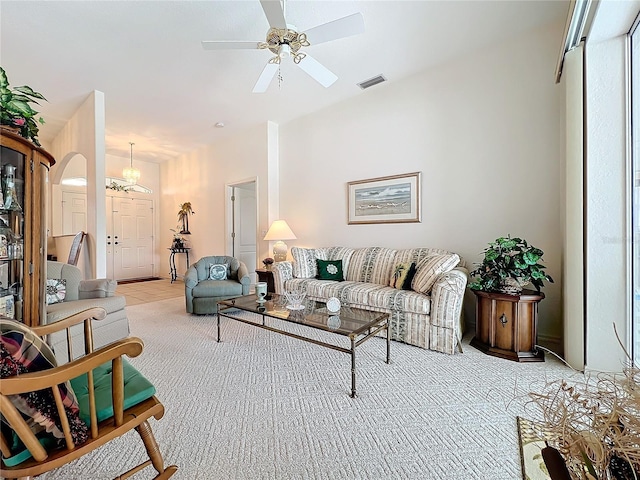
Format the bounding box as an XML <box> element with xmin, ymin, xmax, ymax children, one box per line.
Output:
<box><xmin>78</xmin><ymin>279</ymin><xmax>117</xmax><ymax>299</ymax></box>
<box><xmin>271</xmin><ymin>261</ymin><xmax>293</xmax><ymax>294</ymax></box>
<box><xmin>429</xmin><ymin>266</ymin><xmax>468</xmax><ymax>354</ymax></box>
<box><xmin>237</xmin><ymin>262</ymin><xmax>251</xmax><ymax>295</ymax></box>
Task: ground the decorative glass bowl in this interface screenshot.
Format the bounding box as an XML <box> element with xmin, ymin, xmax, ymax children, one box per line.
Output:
<box><xmin>284</xmin><ymin>290</ymin><xmax>306</xmax><ymax>310</ymax></box>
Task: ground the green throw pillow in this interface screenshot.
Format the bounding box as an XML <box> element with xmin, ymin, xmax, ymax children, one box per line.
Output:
<box><xmin>316</xmin><ymin>259</ymin><xmax>344</xmax><ymax>282</ymax></box>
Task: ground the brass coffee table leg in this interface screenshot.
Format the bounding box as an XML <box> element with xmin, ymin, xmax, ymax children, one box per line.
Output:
<box><xmin>217</xmin><ymin>308</ymin><xmax>221</xmax><ymax>342</ymax></box>
<box><xmin>350</xmin><ymin>335</ymin><xmax>357</xmax><ymax>398</ymax></box>
<box><xmin>386</xmin><ymin>317</ymin><xmax>391</xmax><ymax>364</ymax></box>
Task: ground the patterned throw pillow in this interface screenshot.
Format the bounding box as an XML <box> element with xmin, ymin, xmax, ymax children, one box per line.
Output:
<box><xmin>389</xmin><ymin>262</ymin><xmax>417</xmax><ymax>290</ymax></box>
<box><xmin>316</xmin><ymin>259</ymin><xmax>344</xmax><ymax>282</ymax></box>
<box><xmin>0</xmin><ymin>319</ymin><xmax>89</xmax><ymax>448</ymax></box>
<box><xmin>46</xmin><ymin>278</ymin><xmax>67</xmax><ymax>305</ymax></box>
<box><xmin>209</xmin><ymin>264</ymin><xmax>228</xmax><ymax>280</ymax></box>
<box><xmin>412</xmin><ymin>253</ymin><xmax>460</xmax><ymax>294</ymax></box>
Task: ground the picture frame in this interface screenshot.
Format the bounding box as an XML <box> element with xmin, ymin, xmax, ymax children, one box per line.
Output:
<box><xmin>347</xmin><ymin>172</ymin><xmax>421</xmax><ymax>224</ymax></box>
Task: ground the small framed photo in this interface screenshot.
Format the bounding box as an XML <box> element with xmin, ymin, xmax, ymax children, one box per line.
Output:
<box><xmin>347</xmin><ymin>172</ymin><xmax>422</xmax><ymax>224</ymax></box>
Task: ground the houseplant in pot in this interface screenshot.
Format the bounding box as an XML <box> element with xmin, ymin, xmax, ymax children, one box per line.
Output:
<box><xmin>0</xmin><ymin>67</ymin><xmax>47</xmax><ymax>146</ymax></box>
<box><xmin>469</xmin><ymin>235</ymin><xmax>553</xmax><ymax>294</ymax></box>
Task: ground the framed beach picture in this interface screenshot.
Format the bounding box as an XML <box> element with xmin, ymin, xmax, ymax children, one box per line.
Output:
<box><xmin>347</xmin><ymin>172</ymin><xmax>421</xmax><ymax>224</ymax></box>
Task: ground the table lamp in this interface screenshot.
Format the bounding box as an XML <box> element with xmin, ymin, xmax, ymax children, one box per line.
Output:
<box><xmin>263</xmin><ymin>220</ymin><xmax>297</xmax><ymax>262</ymax></box>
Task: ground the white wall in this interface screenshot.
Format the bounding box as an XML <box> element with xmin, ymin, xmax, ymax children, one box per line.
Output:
<box><xmin>157</xmin><ymin>22</ymin><xmax>566</xmax><ymax>352</ymax></box>
<box><xmin>279</xmin><ymin>21</ymin><xmax>566</xmax><ymax>350</ymax></box>
<box><xmin>159</xmin><ymin>123</ymin><xmax>270</xmax><ymax>277</ymax></box>
<box><xmin>49</xmin><ymin>91</ymin><xmax>106</xmax><ymax>278</ymax></box>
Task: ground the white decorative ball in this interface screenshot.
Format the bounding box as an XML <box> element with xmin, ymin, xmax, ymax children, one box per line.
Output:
<box><xmin>326</xmin><ymin>297</ymin><xmax>341</xmax><ymax>313</ymax></box>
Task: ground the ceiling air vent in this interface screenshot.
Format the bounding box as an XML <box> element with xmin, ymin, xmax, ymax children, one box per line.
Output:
<box><xmin>357</xmin><ymin>75</ymin><xmax>387</xmax><ymax>90</ymax></box>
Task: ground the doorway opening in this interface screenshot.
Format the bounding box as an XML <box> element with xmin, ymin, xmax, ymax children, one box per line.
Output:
<box><xmin>226</xmin><ymin>180</ymin><xmax>257</xmax><ymax>285</ymax></box>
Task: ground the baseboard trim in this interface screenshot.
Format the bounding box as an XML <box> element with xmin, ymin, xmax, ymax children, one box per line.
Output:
<box><xmin>536</xmin><ymin>334</ymin><xmax>563</xmax><ymax>358</ymax></box>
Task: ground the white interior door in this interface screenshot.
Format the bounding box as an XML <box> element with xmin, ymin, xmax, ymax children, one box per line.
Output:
<box><xmin>61</xmin><ymin>191</ymin><xmax>87</xmax><ymax>234</ymax></box>
<box><xmin>111</xmin><ymin>196</ymin><xmax>154</xmax><ymax>280</ymax></box>
<box><xmin>233</xmin><ymin>183</ymin><xmax>257</xmax><ymax>284</ymax></box>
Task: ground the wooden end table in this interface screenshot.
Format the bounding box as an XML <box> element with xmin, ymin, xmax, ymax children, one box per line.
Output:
<box><xmin>255</xmin><ymin>268</ymin><xmax>275</xmax><ymax>292</ymax></box>
<box><xmin>470</xmin><ymin>289</ymin><xmax>545</xmax><ymax>362</ymax></box>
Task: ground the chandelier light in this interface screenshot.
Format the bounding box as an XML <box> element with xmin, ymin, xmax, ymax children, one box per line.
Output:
<box><xmin>123</xmin><ymin>142</ymin><xmax>141</xmax><ymax>185</ymax></box>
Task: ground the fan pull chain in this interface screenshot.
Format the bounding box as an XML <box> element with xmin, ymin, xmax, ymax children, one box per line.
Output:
<box><xmin>278</xmin><ymin>66</ymin><xmax>283</xmax><ymax>89</ymax></box>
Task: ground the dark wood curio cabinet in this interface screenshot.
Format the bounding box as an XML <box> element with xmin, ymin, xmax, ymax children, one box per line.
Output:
<box><xmin>0</xmin><ymin>129</ymin><xmax>55</xmax><ymax>327</ymax></box>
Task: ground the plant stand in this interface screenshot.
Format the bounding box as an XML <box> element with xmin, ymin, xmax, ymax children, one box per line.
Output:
<box><xmin>470</xmin><ymin>289</ymin><xmax>545</xmax><ymax>362</ymax></box>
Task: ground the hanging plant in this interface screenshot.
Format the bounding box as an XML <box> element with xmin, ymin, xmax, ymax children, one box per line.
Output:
<box><xmin>0</xmin><ymin>67</ymin><xmax>47</xmax><ymax>146</ymax></box>
<box><xmin>177</xmin><ymin>202</ymin><xmax>195</xmax><ymax>234</ymax></box>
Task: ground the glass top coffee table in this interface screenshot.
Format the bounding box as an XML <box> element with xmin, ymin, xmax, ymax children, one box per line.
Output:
<box><xmin>217</xmin><ymin>293</ymin><xmax>390</xmax><ymax>398</ymax></box>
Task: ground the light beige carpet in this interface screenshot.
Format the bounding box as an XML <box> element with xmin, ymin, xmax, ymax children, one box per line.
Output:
<box><xmin>41</xmin><ymin>297</ymin><xmax>579</xmax><ymax>480</ymax></box>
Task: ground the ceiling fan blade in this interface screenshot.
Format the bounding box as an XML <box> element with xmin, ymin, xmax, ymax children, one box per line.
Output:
<box><xmin>297</xmin><ymin>54</ymin><xmax>338</xmax><ymax>88</ymax></box>
<box><xmin>304</xmin><ymin>12</ymin><xmax>365</xmax><ymax>46</ymax></box>
<box><xmin>202</xmin><ymin>41</ymin><xmax>261</xmax><ymax>50</ymax></box>
<box><xmin>253</xmin><ymin>62</ymin><xmax>279</xmax><ymax>93</ymax></box>
<box><xmin>260</xmin><ymin>0</ymin><xmax>286</xmax><ymax>29</ymax></box>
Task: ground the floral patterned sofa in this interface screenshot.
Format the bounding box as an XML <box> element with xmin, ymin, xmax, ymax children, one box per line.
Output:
<box><xmin>271</xmin><ymin>246</ymin><xmax>468</xmax><ymax>355</ymax></box>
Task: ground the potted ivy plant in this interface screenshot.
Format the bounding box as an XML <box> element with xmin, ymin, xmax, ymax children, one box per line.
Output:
<box><xmin>469</xmin><ymin>235</ymin><xmax>553</xmax><ymax>294</ymax></box>
<box><xmin>0</xmin><ymin>67</ymin><xmax>47</xmax><ymax>146</ymax></box>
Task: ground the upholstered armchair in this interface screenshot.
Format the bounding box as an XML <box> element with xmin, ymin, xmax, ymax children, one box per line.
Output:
<box><xmin>184</xmin><ymin>255</ymin><xmax>250</xmax><ymax>314</ymax></box>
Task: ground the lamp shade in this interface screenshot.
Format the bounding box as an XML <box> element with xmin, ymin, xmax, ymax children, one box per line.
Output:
<box><xmin>263</xmin><ymin>220</ymin><xmax>297</xmax><ymax>241</ymax></box>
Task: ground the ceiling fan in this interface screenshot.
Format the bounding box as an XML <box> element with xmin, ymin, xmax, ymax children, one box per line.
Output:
<box><xmin>201</xmin><ymin>0</ymin><xmax>365</xmax><ymax>93</ymax></box>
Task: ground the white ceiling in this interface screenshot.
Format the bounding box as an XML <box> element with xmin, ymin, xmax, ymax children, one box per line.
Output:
<box><xmin>0</xmin><ymin>1</ymin><xmax>568</xmax><ymax>163</ymax></box>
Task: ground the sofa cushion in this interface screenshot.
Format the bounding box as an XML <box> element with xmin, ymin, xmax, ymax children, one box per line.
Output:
<box><xmin>46</xmin><ymin>296</ymin><xmax>127</xmax><ymax>324</ymax></box>
<box><xmin>195</xmin><ymin>256</ymin><xmax>240</xmax><ymax>282</ymax></box>
<box><xmin>46</xmin><ymin>262</ymin><xmax>82</xmax><ymax>302</ymax></box>
<box><xmin>78</xmin><ymin>279</ymin><xmax>117</xmax><ymax>299</ymax></box>
<box><xmin>346</xmin><ymin>247</ymin><xmax>398</xmax><ymax>285</ymax></box>
<box><xmin>323</xmin><ymin>247</ymin><xmax>355</xmax><ymax>280</ymax></box>
<box><xmin>389</xmin><ymin>262</ymin><xmax>417</xmax><ymax>290</ymax></box>
<box><xmin>291</xmin><ymin>247</ymin><xmax>327</xmax><ymax>279</ymax></box>
<box><xmin>412</xmin><ymin>253</ymin><xmax>460</xmax><ymax>294</ymax></box>
<box><xmin>46</xmin><ymin>278</ymin><xmax>67</xmax><ymax>304</ymax></box>
<box><xmin>316</xmin><ymin>259</ymin><xmax>344</xmax><ymax>281</ymax></box>
<box><xmin>192</xmin><ymin>279</ymin><xmax>243</xmax><ymax>298</ymax></box>
<box><xmin>367</xmin><ymin>286</ymin><xmax>431</xmax><ymax>315</ymax></box>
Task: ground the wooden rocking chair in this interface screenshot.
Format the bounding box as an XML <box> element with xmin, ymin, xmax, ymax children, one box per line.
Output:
<box><xmin>0</xmin><ymin>307</ymin><xmax>178</xmax><ymax>479</ymax></box>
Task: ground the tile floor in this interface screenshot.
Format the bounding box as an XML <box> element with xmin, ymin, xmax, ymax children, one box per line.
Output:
<box><xmin>116</xmin><ymin>278</ymin><xmax>184</xmax><ymax>306</ymax></box>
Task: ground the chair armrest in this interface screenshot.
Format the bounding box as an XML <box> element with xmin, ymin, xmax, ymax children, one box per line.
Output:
<box><xmin>78</xmin><ymin>278</ymin><xmax>117</xmax><ymax>299</ymax></box>
<box><xmin>30</xmin><ymin>307</ymin><xmax>107</xmax><ymax>337</ymax></box>
<box><xmin>0</xmin><ymin>337</ymin><xmax>144</xmax><ymax>396</ymax></box>
<box><xmin>237</xmin><ymin>261</ymin><xmax>250</xmax><ymax>295</ymax></box>
<box><xmin>272</xmin><ymin>261</ymin><xmax>293</xmax><ymax>294</ymax></box>
<box><xmin>184</xmin><ymin>265</ymin><xmax>198</xmax><ymax>288</ymax></box>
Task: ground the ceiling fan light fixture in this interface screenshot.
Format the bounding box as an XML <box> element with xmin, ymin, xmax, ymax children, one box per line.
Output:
<box><xmin>123</xmin><ymin>142</ymin><xmax>141</xmax><ymax>185</ymax></box>
<box><xmin>279</xmin><ymin>44</ymin><xmax>291</xmax><ymax>58</ymax></box>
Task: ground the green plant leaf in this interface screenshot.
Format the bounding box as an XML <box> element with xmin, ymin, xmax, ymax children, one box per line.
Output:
<box><xmin>523</xmin><ymin>251</ymin><xmax>540</xmax><ymax>265</ymax></box>
<box><xmin>0</xmin><ymin>67</ymin><xmax>8</xmax><ymax>89</ymax></box>
<box><xmin>6</xmin><ymin>98</ymin><xmax>37</xmax><ymax>117</ymax></box>
<box><xmin>485</xmin><ymin>249</ymin><xmax>499</xmax><ymax>261</ymax></box>
<box><xmin>13</xmin><ymin>85</ymin><xmax>46</xmax><ymax>101</ymax></box>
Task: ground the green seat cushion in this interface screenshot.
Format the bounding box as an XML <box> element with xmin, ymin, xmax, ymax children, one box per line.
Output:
<box><xmin>70</xmin><ymin>359</ymin><xmax>156</xmax><ymax>424</ymax></box>
<box><xmin>192</xmin><ymin>279</ymin><xmax>243</xmax><ymax>298</ymax></box>
<box><xmin>2</xmin><ymin>433</ymin><xmax>57</xmax><ymax>467</ymax></box>
<box><xmin>2</xmin><ymin>360</ymin><xmax>155</xmax><ymax>468</ymax></box>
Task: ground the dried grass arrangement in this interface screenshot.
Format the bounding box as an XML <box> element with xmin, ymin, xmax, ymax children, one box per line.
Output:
<box><xmin>526</xmin><ymin>341</ymin><xmax>639</xmax><ymax>479</ymax></box>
